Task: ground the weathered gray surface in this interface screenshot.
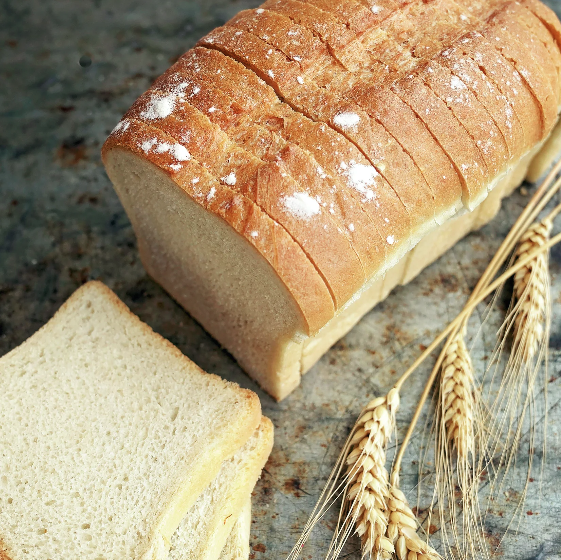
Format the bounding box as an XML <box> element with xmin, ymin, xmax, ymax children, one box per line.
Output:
<box><xmin>1</xmin><ymin>1</ymin><xmax>560</xmax><ymax>558</ymax></box>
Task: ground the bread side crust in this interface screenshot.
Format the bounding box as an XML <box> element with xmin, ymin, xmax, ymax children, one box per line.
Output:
<box><xmin>217</xmin><ymin>499</ymin><xmax>251</xmax><ymax>560</ymax></box>
<box><xmin>102</xmin><ymin>119</ymin><xmax>335</xmax><ymax>333</ymax></box>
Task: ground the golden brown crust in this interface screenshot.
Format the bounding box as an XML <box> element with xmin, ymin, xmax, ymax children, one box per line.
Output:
<box><xmin>420</xmin><ymin>59</ymin><xmax>510</xmax><ymax>177</ymax></box>
<box><xmin>484</xmin><ymin>6</ymin><xmax>558</xmax><ymax>134</ymax></box>
<box><xmin>301</xmin><ymin>0</ymin><xmax>379</xmax><ymax>34</ymax></box>
<box><xmin>102</xmin><ymin>119</ymin><xmax>335</xmax><ymax>332</ymax></box>
<box><xmin>227</xmin><ymin>9</ymin><xmax>332</xmax><ymax>72</ymax></box>
<box><xmin>262</xmin><ymin>0</ymin><xmax>356</xmax><ymax>53</ymax></box>
<box><xmin>197</xmin><ymin>25</ymin><xmax>436</xmax><ymax>233</ymax></box>
<box><xmin>454</xmin><ymin>31</ymin><xmax>544</xmax><ymax>148</ymax></box>
<box><xmin>346</xmin><ymin>82</ymin><xmax>463</xmax><ymax>218</ymax></box>
<box><xmin>438</xmin><ymin>43</ymin><xmax>526</xmax><ymax>160</ymax></box>
<box><xmin>103</xmin><ymin>0</ymin><xmax>560</xmax><ymax>337</ymax></box>
<box><xmin>391</xmin><ymin>75</ymin><xmax>489</xmax><ymax>207</ymax></box>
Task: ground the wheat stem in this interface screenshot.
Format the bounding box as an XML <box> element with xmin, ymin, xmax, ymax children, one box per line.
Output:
<box><xmin>392</xmin><ymin>230</ymin><xmax>561</xmax><ymax>475</ymax></box>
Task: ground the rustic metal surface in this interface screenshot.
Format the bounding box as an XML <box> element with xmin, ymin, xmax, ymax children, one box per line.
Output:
<box><xmin>1</xmin><ymin>0</ymin><xmax>561</xmax><ymax>558</ymax></box>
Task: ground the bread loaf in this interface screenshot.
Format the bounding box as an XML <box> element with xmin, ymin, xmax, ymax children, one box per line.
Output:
<box><xmin>103</xmin><ymin>0</ymin><xmax>561</xmax><ymax>400</ymax></box>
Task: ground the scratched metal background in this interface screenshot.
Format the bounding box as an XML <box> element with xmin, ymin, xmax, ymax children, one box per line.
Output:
<box><xmin>1</xmin><ymin>0</ymin><xmax>561</xmax><ymax>557</ymax></box>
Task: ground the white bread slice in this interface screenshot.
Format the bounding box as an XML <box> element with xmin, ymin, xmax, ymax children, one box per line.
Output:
<box><xmin>218</xmin><ymin>500</ymin><xmax>251</xmax><ymax>560</ymax></box>
<box><xmin>0</xmin><ymin>281</ymin><xmax>261</xmax><ymax>560</ymax></box>
<box><xmin>170</xmin><ymin>418</ymin><xmax>273</xmax><ymax>560</ymax></box>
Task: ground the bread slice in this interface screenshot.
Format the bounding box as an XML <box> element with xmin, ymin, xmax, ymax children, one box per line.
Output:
<box><xmin>218</xmin><ymin>500</ymin><xmax>251</xmax><ymax>560</ymax></box>
<box><xmin>169</xmin><ymin>418</ymin><xmax>273</xmax><ymax>560</ymax></box>
<box><xmin>0</xmin><ymin>281</ymin><xmax>262</xmax><ymax>560</ymax></box>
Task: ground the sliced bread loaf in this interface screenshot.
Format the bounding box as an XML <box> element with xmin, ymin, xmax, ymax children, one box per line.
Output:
<box><xmin>0</xmin><ymin>281</ymin><xmax>261</xmax><ymax>560</ymax></box>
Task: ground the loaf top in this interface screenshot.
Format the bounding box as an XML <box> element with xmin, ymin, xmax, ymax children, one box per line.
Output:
<box><xmin>0</xmin><ymin>281</ymin><xmax>261</xmax><ymax>560</ymax></box>
<box><xmin>103</xmin><ymin>0</ymin><xmax>561</xmax><ymax>334</ymax></box>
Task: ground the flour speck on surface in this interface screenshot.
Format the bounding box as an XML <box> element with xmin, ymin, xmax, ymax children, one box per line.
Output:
<box><xmin>343</xmin><ymin>163</ymin><xmax>379</xmax><ymax>201</ymax></box>
<box><xmin>221</xmin><ymin>172</ymin><xmax>237</xmax><ymax>186</ymax></box>
<box><xmin>282</xmin><ymin>192</ymin><xmax>321</xmax><ymax>220</ymax></box>
<box><xmin>333</xmin><ymin>112</ymin><xmax>360</xmax><ymax>130</ymax></box>
<box><xmin>140</xmin><ymin>94</ymin><xmax>176</xmax><ymax>120</ymax></box>
<box><xmin>387</xmin><ymin>235</ymin><xmax>395</xmax><ymax>245</ymax></box>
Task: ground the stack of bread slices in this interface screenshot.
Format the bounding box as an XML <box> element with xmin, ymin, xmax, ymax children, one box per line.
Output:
<box><xmin>0</xmin><ymin>281</ymin><xmax>272</xmax><ymax>560</ymax></box>
<box><xmin>103</xmin><ymin>0</ymin><xmax>561</xmax><ymax>401</ymax></box>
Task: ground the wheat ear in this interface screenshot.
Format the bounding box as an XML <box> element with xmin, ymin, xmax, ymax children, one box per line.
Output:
<box><xmin>441</xmin><ymin>331</ymin><xmax>475</xmax><ymax>459</ymax></box>
<box><xmin>341</xmin><ymin>389</ymin><xmax>400</xmax><ymax>559</ymax></box>
<box><xmin>387</xmin><ymin>473</ymin><xmax>440</xmax><ymax>560</ymax></box>
<box><xmin>512</xmin><ymin>218</ymin><xmax>552</xmax><ymax>362</ymax></box>
<box><xmin>434</xmin><ymin>328</ymin><xmax>488</xmax><ymax>560</ymax></box>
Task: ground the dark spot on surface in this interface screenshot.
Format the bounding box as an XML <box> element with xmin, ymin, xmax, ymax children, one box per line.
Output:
<box><xmin>438</xmin><ymin>272</ymin><xmax>460</xmax><ymax>293</ymax></box>
<box><xmin>68</xmin><ymin>267</ymin><xmax>90</xmax><ymax>285</ymax></box>
<box><xmin>126</xmin><ymin>281</ymin><xmax>152</xmax><ymax>303</ymax></box>
<box><xmin>6</xmin><ymin>40</ymin><xmax>17</xmax><ymax>48</ymax></box>
<box><xmin>79</xmin><ymin>54</ymin><xmax>92</xmax><ymax>67</ymax></box>
<box><xmin>10</xmin><ymin>199</ymin><xmax>18</xmax><ymax>206</ymax></box>
<box><xmin>58</xmin><ymin>105</ymin><xmax>75</xmax><ymax>113</ymax></box>
<box><xmin>484</xmin><ymin>530</ymin><xmax>502</xmax><ymax>553</ymax></box>
<box><xmin>55</xmin><ymin>137</ymin><xmax>87</xmax><ymax>167</ymax></box>
<box><xmin>77</xmin><ymin>193</ymin><xmax>99</xmax><ymax>205</ymax></box>
<box><xmin>284</xmin><ymin>477</ymin><xmax>302</xmax><ymax>497</ymax></box>
<box><xmin>294</xmin><ymin>424</ymin><xmax>305</xmax><ymax>438</ymax></box>
<box><xmin>419</xmin><ymin>343</ymin><xmax>427</xmax><ymax>351</ymax></box>
<box><xmin>252</xmin><ymin>543</ymin><xmax>266</xmax><ymax>553</ymax></box>
<box><xmin>97</xmin><ymin>90</ymin><xmax>116</xmax><ymax>103</ymax></box>
<box><xmin>429</xmin><ymin>524</ymin><xmax>437</xmax><ymax>535</ymax></box>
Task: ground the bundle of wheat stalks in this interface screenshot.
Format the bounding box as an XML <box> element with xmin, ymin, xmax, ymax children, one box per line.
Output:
<box><xmin>288</xmin><ymin>162</ymin><xmax>561</xmax><ymax>560</ymax></box>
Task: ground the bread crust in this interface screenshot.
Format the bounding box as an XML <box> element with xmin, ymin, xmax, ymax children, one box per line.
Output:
<box><xmin>455</xmin><ymin>32</ymin><xmax>543</xmax><ymax>148</ymax></box>
<box><xmin>420</xmin><ymin>59</ymin><xmax>510</xmax><ymax>177</ymax></box>
<box><xmin>197</xmin><ymin>26</ymin><xmax>436</xmax><ymax>232</ymax></box>
<box><xmin>439</xmin><ymin>43</ymin><xmax>526</xmax><ymax>159</ymax></box>
<box><xmin>126</xmin><ymin>92</ymin><xmax>368</xmax><ymax>307</ymax></box>
<box><xmin>346</xmin><ymin>83</ymin><xmax>463</xmax><ymax>219</ymax></box>
<box><xmin>391</xmin><ymin>75</ymin><xmax>489</xmax><ymax>208</ymax></box>
<box><xmin>102</xmin><ymin>119</ymin><xmax>335</xmax><ymax>332</ymax></box>
<box><xmin>102</xmin><ymin>0</ymin><xmax>561</xmax><ymax>397</ymax></box>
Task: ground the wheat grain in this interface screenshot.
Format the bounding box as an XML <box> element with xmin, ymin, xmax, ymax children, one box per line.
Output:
<box><xmin>512</xmin><ymin>218</ymin><xmax>552</xmax><ymax>363</ymax></box>
<box><xmin>440</xmin><ymin>331</ymin><xmax>475</xmax><ymax>458</ymax></box>
<box><xmin>386</xmin><ymin>476</ymin><xmax>440</xmax><ymax>560</ymax></box>
<box><xmin>344</xmin><ymin>388</ymin><xmax>400</xmax><ymax>559</ymax></box>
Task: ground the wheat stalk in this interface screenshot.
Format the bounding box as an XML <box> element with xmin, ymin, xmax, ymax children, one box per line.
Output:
<box><xmin>287</xmin><ymin>207</ymin><xmax>561</xmax><ymax>560</ymax></box>
<box><xmin>512</xmin><ymin>218</ymin><xmax>552</xmax><ymax>363</ymax></box>
<box><xmin>387</xmin><ymin>474</ymin><xmax>440</xmax><ymax>560</ymax></box>
<box><xmin>433</xmin><ymin>328</ymin><xmax>488</xmax><ymax>560</ymax></box>
<box><xmin>342</xmin><ymin>389</ymin><xmax>400</xmax><ymax>559</ymax></box>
